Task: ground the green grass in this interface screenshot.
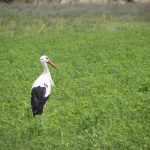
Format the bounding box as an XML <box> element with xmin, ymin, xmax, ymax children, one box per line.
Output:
<box><xmin>0</xmin><ymin>3</ymin><xmax>150</xmax><ymax>150</ymax></box>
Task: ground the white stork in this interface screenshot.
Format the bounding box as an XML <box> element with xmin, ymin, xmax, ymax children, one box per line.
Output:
<box><xmin>31</xmin><ymin>55</ymin><xmax>58</xmax><ymax>117</ymax></box>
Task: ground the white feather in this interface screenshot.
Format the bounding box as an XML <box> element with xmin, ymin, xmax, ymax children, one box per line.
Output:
<box><xmin>32</xmin><ymin>72</ymin><xmax>54</xmax><ymax>97</ymax></box>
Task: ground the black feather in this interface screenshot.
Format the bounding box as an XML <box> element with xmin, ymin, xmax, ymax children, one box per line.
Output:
<box><xmin>31</xmin><ymin>86</ymin><xmax>49</xmax><ymax>117</ymax></box>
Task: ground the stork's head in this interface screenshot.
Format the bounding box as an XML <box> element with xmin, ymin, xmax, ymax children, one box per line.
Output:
<box><xmin>40</xmin><ymin>55</ymin><xmax>58</xmax><ymax>71</ymax></box>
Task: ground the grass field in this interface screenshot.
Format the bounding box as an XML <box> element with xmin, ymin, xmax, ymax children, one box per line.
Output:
<box><xmin>0</xmin><ymin>2</ymin><xmax>150</xmax><ymax>150</ymax></box>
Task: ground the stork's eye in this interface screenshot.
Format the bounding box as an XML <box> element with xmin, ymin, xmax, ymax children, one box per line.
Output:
<box><xmin>46</xmin><ymin>57</ymin><xmax>48</xmax><ymax>59</ymax></box>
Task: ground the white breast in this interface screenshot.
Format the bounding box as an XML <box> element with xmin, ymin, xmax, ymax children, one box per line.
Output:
<box><xmin>32</xmin><ymin>73</ymin><xmax>54</xmax><ymax>97</ymax></box>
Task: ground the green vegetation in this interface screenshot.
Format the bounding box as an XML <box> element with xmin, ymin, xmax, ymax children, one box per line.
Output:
<box><xmin>0</xmin><ymin>3</ymin><xmax>150</xmax><ymax>150</ymax></box>
<box><xmin>0</xmin><ymin>0</ymin><xmax>136</xmax><ymax>4</ymax></box>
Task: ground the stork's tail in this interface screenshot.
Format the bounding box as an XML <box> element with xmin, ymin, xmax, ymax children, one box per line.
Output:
<box><xmin>31</xmin><ymin>87</ymin><xmax>49</xmax><ymax>117</ymax></box>
<box><xmin>31</xmin><ymin>97</ymin><xmax>38</xmax><ymax>117</ymax></box>
<box><xmin>31</xmin><ymin>96</ymin><xmax>46</xmax><ymax>117</ymax></box>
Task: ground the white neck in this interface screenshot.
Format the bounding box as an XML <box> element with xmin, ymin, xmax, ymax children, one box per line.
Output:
<box><xmin>43</xmin><ymin>62</ymin><xmax>49</xmax><ymax>74</ymax></box>
<box><xmin>42</xmin><ymin>62</ymin><xmax>54</xmax><ymax>86</ymax></box>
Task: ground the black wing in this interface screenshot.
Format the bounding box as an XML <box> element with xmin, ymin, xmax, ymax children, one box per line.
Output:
<box><xmin>31</xmin><ymin>86</ymin><xmax>49</xmax><ymax>117</ymax></box>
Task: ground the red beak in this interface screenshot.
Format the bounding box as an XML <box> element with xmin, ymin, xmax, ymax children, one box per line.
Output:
<box><xmin>47</xmin><ymin>60</ymin><xmax>59</xmax><ymax>71</ymax></box>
